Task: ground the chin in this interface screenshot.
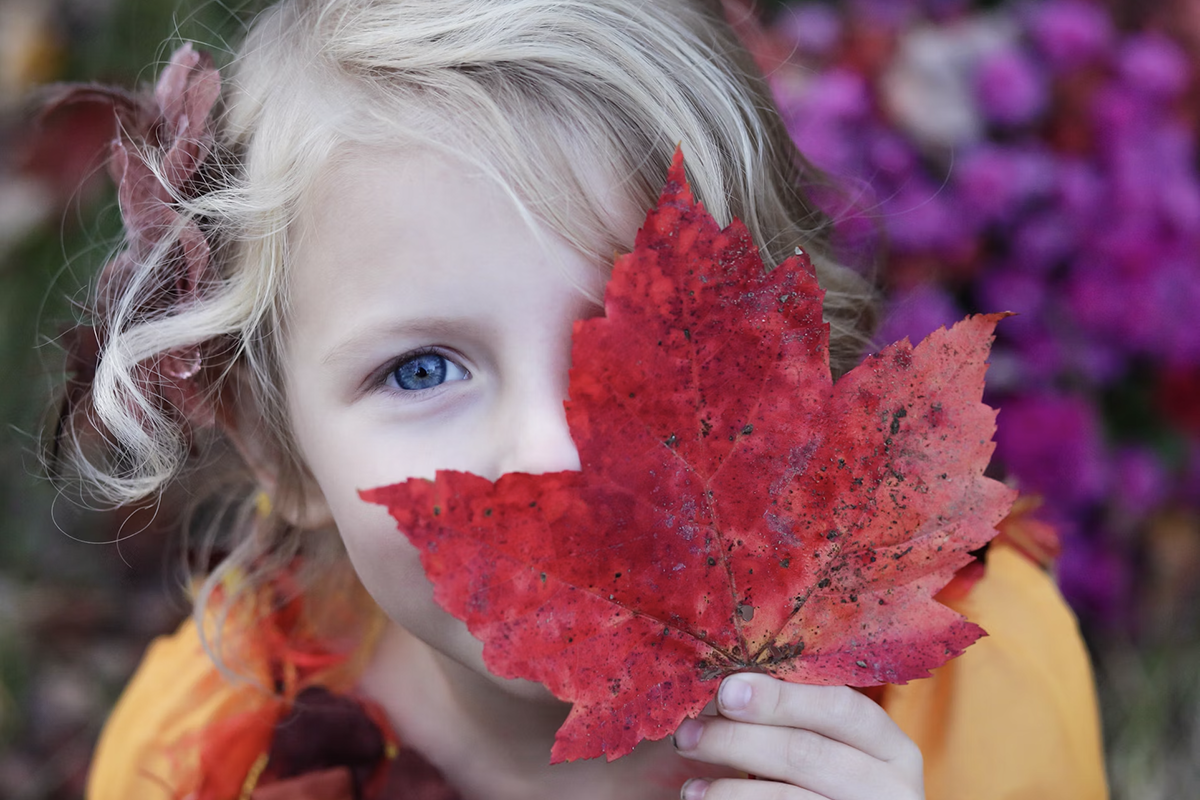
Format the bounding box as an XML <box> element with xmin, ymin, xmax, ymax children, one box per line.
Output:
<box><xmin>483</xmin><ymin>669</ymin><xmax>564</xmax><ymax>704</ymax></box>
<box><xmin>443</xmin><ymin>621</ymin><xmax>568</xmax><ymax>705</ymax></box>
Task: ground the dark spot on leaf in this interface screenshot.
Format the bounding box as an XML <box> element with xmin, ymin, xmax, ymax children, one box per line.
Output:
<box><xmin>738</xmin><ymin>604</ymin><xmax>755</xmax><ymax>622</ymax></box>
<box><xmin>683</xmin><ymin>328</ymin><xmax>691</xmax><ymax>341</ymax></box>
<box><xmin>742</xmin><ymin>424</ymin><xmax>753</xmax><ymax>435</ymax></box>
<box><xmin>817</xmin><ymin>578</ymin><xmax>831</xmax><ymax>589</ymax></box>
<box><xmin>856</xmin><ymin>660</ymin><xmax>868</xmax><ymax>668</ymax></box>
<box><xmin>540</xmin><ymin>572</ymin><xmax>547</xmax><ymax>583</ymax></box>
<box><xmin>780</xmin><ymin>558</ymin><xmax>790</xmax><ymax>568</ymax></box>
<box><xmin>483</xmin><ymin>508</ymin><xmax>493</xmax><ymax>517</ymax></box>
<box><xmin>707</xmin><ymin>556</ymin><xmax>717</xmax><ymax>566</ymax></box>
<box><xmin>665</xmin><ymin>433</ymin><xmax>677</xmax><ymax>448</ymax></box>
<box><xmin>894</xmin><ymin>546</ymin><xmax>913</xmax><ymax>560</ymax></box>
<box><xmin>529</xmin><ymin>501</ymin><xmax>537</xmax><ymax>508</ymax></box>
<box><xmin>433</xmin><ymin>506</ymin><xmax>441</xmax><ymax>516</ymax></box>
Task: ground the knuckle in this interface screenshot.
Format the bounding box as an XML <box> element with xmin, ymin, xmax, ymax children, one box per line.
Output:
<box><xmin>825</xmin><ymin>685</ymin><xmax>866</xmax><ymax>723</ymax></box>
<box><xmin>704</xmin><ymin>778</ymin><xmax>806</xmax><ymax>800</ymax></box>
<box><xmin>892</xmin><ymin>736</ymin><xmax>925</xmax><ymax>775</ymax></box>
<box><xmin>765</xmin><ymin>677</ymin><xmax>791</xmax><ymax>719</ymax></box>
<box><xmin>698</xmin><ymin>718</ymin><xmax>739</xmax><ymax>755</ymax></box>
<box><xmin>782</xmin><ymin>728</ymin><xmax>828</xmax><ymax>774</ymax></box>
<box><xmin>758</xmin><ymin>781</ymin><xmax>808</xmax><ymax>800</ymax></box>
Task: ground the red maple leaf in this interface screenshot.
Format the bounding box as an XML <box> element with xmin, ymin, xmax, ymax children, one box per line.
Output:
<box><xmin>361</xmin><ymin>149</ymin><xmax>1015</xmax><ymax>763</ymax></box>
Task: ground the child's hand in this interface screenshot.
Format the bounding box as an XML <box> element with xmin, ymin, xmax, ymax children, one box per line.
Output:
<box><xmin>673</xmin><ymin>673</ymin><xmax>925</xmax><ymax>800</ymax></box>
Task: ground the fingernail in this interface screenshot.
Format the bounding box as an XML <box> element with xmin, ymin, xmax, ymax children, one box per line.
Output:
<box><xmin>719</xmin><ymin>675</ymin><xmax>752</xmax><ymax>711</ymax></box>
<box><xmin>680</xmin><ymin>778</ymin><xmax>710</xmax><ymax>800</ymax></box>
<box><xmin>673</xmin><ymin>718</ymin><xmax>703</xmax><ymax>751</ymax></box>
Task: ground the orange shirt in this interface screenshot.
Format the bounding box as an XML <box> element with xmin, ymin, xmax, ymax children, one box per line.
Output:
<box><xmin>87</xmin><ymin>543</ymin><xmax>1109</xmax><ymax>800</ymax></box>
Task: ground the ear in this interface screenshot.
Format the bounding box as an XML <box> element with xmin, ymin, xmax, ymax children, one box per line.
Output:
<box><xmin>216</xmin><ymin>366</ymin><xmax>336</xmax><ymax>531</ymax></box>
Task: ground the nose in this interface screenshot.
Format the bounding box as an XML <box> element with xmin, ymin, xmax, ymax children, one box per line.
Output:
<box><xmin>493</xmin><ymin>380</ymin><xmax>582</xmax><ymax>477</ymax></box>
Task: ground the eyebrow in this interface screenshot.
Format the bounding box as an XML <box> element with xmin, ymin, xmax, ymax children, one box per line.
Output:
<box><xmin>320</xmin><ymin>317</ymin><xmax>484</xmax><ymax>366</ymax></box>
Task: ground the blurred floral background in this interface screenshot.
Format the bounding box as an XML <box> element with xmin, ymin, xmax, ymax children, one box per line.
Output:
<box><xmin>1</xmin><ymin>0</ymin><xmax>1198</xmax><ymax>796</ymax></box>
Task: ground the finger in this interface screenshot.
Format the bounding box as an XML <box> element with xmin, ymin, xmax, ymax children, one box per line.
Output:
<box><xmin>674</xmin><ymin>716</ymin><xmax>907</xmax><ymax>800</ymax></box>
<box><xmin>715</xmin><ymin>674</ymin><xmax>919</xmax><ymax>765</ymax></box>
<box><xmin>681</xmin><ymin>777</ymin><xmax>827</xmax><ymax>800</ymax></box>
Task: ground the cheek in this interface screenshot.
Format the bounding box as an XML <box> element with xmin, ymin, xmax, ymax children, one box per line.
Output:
<box><xmin>327</xmin><ymin>490</ymin><xmax>448</xmax><ymax>634</ymax></box>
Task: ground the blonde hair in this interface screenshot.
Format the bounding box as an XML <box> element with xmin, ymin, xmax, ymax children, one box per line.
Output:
<box><xmin>51</xmin><ymin>0</ymin><xmax>877</xmax><ymax>655</ymax></box>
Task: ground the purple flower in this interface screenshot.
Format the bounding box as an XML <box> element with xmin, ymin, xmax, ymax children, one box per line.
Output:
<box><xmin>1119</xmin><ymin>32</ymin><xmax>1190</xmax><ymax>102</ymax></box>
<box><xmin>1055</xmin><ymin>159</ymin><xmax>1105</xmax><ymax>227</ymax></box>
<box><xmin>1146</xmin><ymin>256</ymin><xmax>1200</xmax><ymax>363</ymax></box>
<box><xmin>878</xmin><ymin>177</ymin><xmax>969</xmax><ymax>254</ymax></box>
<box><xmin>1179</xmin><ymin>440</ymin><xmax>1200</xmax><ymax>506</ymax></box>
<box><xmin>1011</xmin><ymin>211</ymin><xmax>1076</xmax><ymax>274</ymax></box>
<box><xmin>1089</xmin><ymin>84</ymin><xmax>1147</xmax><ymax>164</ymax></box>
<box><xmin>1025</xmin><ymin>0</ymin><xmax>1115</xmax><ymax>72</ymax></box>
<box><xmin>976</xmin><ymin>268</ymin><xmax>1045</xmax><ymax>340</ymax></box>
<box><xmin>1009</xmin><ymin>333</ymin><xmax>1066</xmax><ymax>386</ymax></box>
<box><xmin>781</xmin><ymin>69</ymin><xmax>872</xmax><ymax>176</ymax></box>
<box><xmin>867</xmin><ymin>130</ymin><xmax>918</xmax><ymax>179</ymax></box>
<box><xmin>774</xmin><ymin>3</ymin><xmax>843</xmax><ymax>59</ymax></box>
<box><xmin>1066</xmin><ymin>259</ymin><xmax>1152</xmax><ymax>353</ymax></box>
<box><xmin>1159</xmin><ymin>175</ymin><xmax>1200</xmax><ymax>234</ymax></box>
<box><xmin>1055</xmin><ymin>533</ymin><xmax>1133</xmax><ymax>629</ymax></box>
<box><xmin>975</xmin><ymin>45</ymin><xmax>1048</xmax><ymax>126</ymax></box>
<box><xmin>848</xmin><ymin>0</ymin><xmax>920</xmax><ymax>32</ymax></box>
<box><xmin>995</xmin><ymin>392</ymin><xmax>1110</xmax><ymax>511</ymax></box>
<box><xmin>877</xmin><ymin>283</ymin><xmax>962</xmax><ymax>346</ymax></box>
<box><xmin>1112</xmin><ymin>446</ymin><xmax>1169</xmax><ymax>518</ymax></box>
<box><xmin>1064</xmin><ymin>338</ymin><xmax>1126</xmax><ymax>386</ymax></box>
<box><xmin>953</xmin><ymin>144</ymin><xmax>1055</xmax><ymax>227</ymax></box>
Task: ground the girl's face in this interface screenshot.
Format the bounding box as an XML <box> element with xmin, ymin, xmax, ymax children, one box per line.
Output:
<box><xmin>282</xmin><ymin>145</ymin><xmax>633</xmax><ymax>694</ymax></box>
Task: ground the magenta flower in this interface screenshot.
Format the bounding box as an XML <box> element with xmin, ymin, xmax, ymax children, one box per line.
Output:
<box><xmin>877</xmin><ymin>283</ymin><xmax>963</xmax><ymax>346</ymax></box>
<box><xmin>1055</xmin><ymin>535</ymin><xmax>1133</xmax><ymax>629</ymax></box>
<box><xmin>773</xmin><ymin>3</ymin><xmax>843</xmax><ymax>59</ymax></box>
<box><xmin>1026</xmin><ymin>0</ymin><xmax>1114</xmax><ymax>72</ymax></box>
<box><xmin>976</xmin><ymin>269</ymin><xmax>1046</xmax><ymax>341</ymax></box>
<box><xmin>953</xmin><ymin>144</ymin><xmax>1054</xmax><ymax>227</ymax></box>
<box><xmin>975</xmin><ymin>46</ymin><xmax>1048</xmax><ymax>126</ymax></box>
<box><xmin>1119</xmin><ymin>32</ymin><xmax>1190</xmax><ymax>102</ymax></box>
<box><xmin>1113</xmin><ymin>447</ymin><xmax>1169</xmax><ymax>518</ymax></box>
<box><xmin>995</xmin><ymin>392</ymin><xmax>1110</xmax><ymax>512</ymax></box>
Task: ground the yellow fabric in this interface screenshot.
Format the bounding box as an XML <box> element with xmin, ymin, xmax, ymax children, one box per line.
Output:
<box><xmin>883</xmin><ymin>545</ymin><xmax>1109</xmax><ymax>800</ymax></box>
<box><xmin>86</xmin><ymin>621</ymin><xmax>270</xmax><ymax>799</ymax></box>
<box><xmin>87</xmin><ymin>544</ymin><xmax>1108</xmax><ymax>800</ymax></box>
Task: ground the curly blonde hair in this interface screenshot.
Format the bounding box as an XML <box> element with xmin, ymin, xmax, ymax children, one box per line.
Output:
<box><xmin>50</xmin><ymin>0</ymin><xmax>877</xmax><ymax>658</ymax></box>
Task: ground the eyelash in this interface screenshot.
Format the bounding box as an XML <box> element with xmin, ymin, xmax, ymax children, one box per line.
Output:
<box><xmin>376</xmin><ymin>347</ymin><xmax>470</xmax><ymax>393</ymax></box>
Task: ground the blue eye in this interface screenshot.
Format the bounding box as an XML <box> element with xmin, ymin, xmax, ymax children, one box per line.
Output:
<box><xmin>389</xmin><ymin>351</ymin><xmax>468</xmax><ymax>391</ymax></box>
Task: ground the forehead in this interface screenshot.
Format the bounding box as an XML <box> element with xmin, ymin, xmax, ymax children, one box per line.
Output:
<box><xmin>281</xmin><ymin>145</ymin><xmax>621</xmax><ymax>354</ymax></box>
<box><xmin>286</xmin><ymin>132</ymin><xmax>643</xmax><ymax>291</ymax></box>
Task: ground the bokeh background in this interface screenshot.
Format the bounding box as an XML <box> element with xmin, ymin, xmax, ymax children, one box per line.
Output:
<box><xmin>1</xmin><ymin>0</ymin><xmax>1199</xmax><ymax>796</ymax></box>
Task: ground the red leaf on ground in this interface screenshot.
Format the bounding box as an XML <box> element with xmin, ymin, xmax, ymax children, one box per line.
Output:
<box><xmin>362</xmin><ymin>148</ymin><xmax>1015</xmax><ymax>763</ymax></box>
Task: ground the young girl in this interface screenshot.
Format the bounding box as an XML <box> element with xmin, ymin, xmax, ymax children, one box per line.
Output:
<box><xmin>49</xmin><ymin>1</ymin><xmax>1108</xmax><ymax>798</ymax></box>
